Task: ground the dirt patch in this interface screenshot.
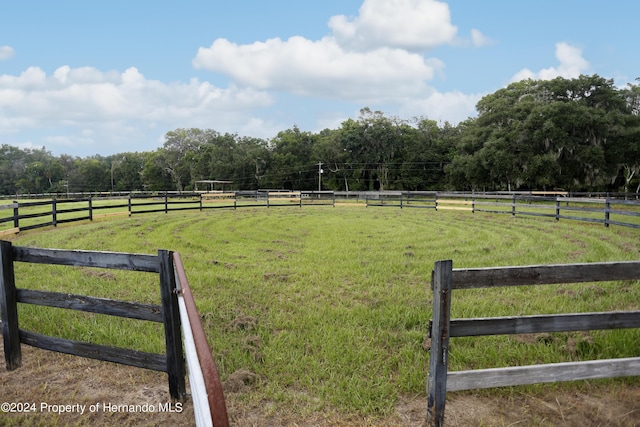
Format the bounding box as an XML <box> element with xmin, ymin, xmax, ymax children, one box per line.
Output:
<box><xmin>223</xmin><ymin>369</ymin><xmax>258</xmax><ymax>393</ymax></box>
<box><xmin>2</xmin><ymin>346</ymin><xmax>639</xmax><ymax>426</ymax></box>
<box><xmin>0</xmin><ymin>345</ymin><xmax>194</xmax><ymax>426</ymax></box>
<box><xmin>226</xmin><ymin>314</ymin><xmax>257</xmax><ymax>331</ymax></box>
<box><xmin>82</xmin><ymin>269</ymin><xmax>117</xmax><ymax>281</ymax></box>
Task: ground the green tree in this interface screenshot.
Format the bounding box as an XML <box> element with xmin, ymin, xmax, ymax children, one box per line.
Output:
<box><xmin>110</xmin><ymin>152</ymin><xmax>145</xmax><ymax>191</ymax></box>
<box><xmin>312</xmin><ymin>128</ymin><xmax>349</xmax><ymax>191</ymax></box>
<box><xmin>141</xmin><ymin>151</ymin><xmax>174</xmax><ymax>191</ymax></box>
<box><xmin>266</xmin><ymin>126</ymin><xmax>317</xmax><ymax>190</ymax></box>
<box><xmin>339</xmin><ymin>108</ymin><xmax>404</xmax><ymax>191</ymax></box>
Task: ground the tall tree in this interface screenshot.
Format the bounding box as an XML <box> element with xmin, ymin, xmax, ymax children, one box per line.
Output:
<box><xmin>340</xmin><ymin>108</ymin><xmax>403</xmax><ymax>191</ymax></box>
<box><xmin>266</xmin><ymin>126</ymin><xmax>316</xmax><ymax>190</ymax></box>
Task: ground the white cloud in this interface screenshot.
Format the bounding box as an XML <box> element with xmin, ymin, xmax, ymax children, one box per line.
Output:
<box><xmin>470</xmin><ymin>29</ymin><xmax>492</xmax><ymax>47</ymax></box>
<box><xmin>511</xmin><ymin>42</ymin><xmax>590</xmax><ymax>82</ymax></box>
<box><xmin>192</xmin><ymin>0</ymin><xmax>482</xmax><ymax>122</ymax></box>
<box><xmin>193</xmin><ymin>36</ymin><xmax>443</xmax><ymax>103</ymax></box>
<box><xmin>0</xmin><ymin>65</ymin><xmax>276</xmax><ymax>154</ymax></box>
<box><xmin>402</xmin><ymin>90</ymin><xmax>483</xmax><ymax>125</ymax></box>
<box><xmin>2</xmin><ymin>0</ymin><xmax>491</xmax><ymax>156</ymax></box>
<box><xmin>328</xmin><ymin>0</ymin><xmax>457</xmax><ymax>52</ymax></box>
<box><xmin>0</xmin><ymin>46</ymin><xmax>15</xmax><ymax>60</ymax></box>
<box><xmin>0</xmin><ymin>66</ymin><xmax>273</xmax><ymax>121</ymax></box>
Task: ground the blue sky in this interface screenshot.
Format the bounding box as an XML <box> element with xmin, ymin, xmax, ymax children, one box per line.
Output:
<box><xmin>1</xmin><ymin>0</ymin><xmax>638</xmax><ymax>157</ymax></box>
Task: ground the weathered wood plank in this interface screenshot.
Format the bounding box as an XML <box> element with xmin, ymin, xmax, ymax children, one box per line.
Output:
<box><xmin>427</xmin><ymin>260</ymin><xmax>452</xmax><ymax>427</ymax></box>
<box><xmin>0</xmin><ymin>227</ymin><xmax>19</xmax><ymax>237</ymax></box>
<box><xmin>16</xmin><ymin>289</ymin><xmax>163</xmax><ymax>323</ymax></box>
<box><xmin>0</xmin><ymin>203</ymin><xmax>18</xmax><ymax>211</ymax></box>
<box><xmin>11</xmin><ymin>246</ymin><xmax>159</xmax><ymax>272</ymax></box>
<box><xmin>452</xmin><ymin>261</ymin><xmax>640</xmax><ymax>289</ymax></box>
<box><xmin>447</xmin><ymin>357</ymin><xmax>640</xmax><ymax>391</ymax></box>
<box><xmin>1</xmin><ymin>241</ymin><xmax>21</xmax><ymax>370</ymax></box>
<box><xmin>449</xmin><ymin>311</ymin><xmax>640</xmax><ymax>337</ymax></box>
<box><xmin>19</xmin><ymin>329</ymin><xmax>167</xmax><ymax>372</ymax></box>
<box><xmin>16</xmin><ymin>210</ymin><xmax>53</xmax><ymax>220</ymax></box>
<box><xmin>159</xmin><ymin>250</ymin><xmax>186</xmax><ymax>400</ymax></box>
<box><xmin>18</xmin><ymin>200</ymin><xmax>53</xmax><ymax>208</ymax></box>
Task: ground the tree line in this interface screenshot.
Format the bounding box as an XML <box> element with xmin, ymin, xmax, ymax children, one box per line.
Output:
<box><xmin>1</xmin><ymin>74</ymin><xmax>639</xmax><ymax>196</ymax></box>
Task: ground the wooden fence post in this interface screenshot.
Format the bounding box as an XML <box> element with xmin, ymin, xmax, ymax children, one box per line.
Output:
<box><xmin>605</xmin><ymin>196</ymin><xmax>610</xmax><ymax>228</ymax></box>
<box><xmin>427</xmin><ymin>259</ymin><xmax>453</xmax><ymax>427</ymax></box>
<box><xmin>52</xmin><ymin>198</ymin><xmax>58</xmax><ymax>227</ymax></box>
<box><xmin>13</xmin><ymin>201</ymin><xmax>19</xmax><ymax>229</ymax></box>
<box><xmin>88</xmin><ymin>197</ymin><xmax>93</xmax><ymax>221</ymax></box>
<box><xmin>555</xmin><ymin>197</ymin><xmax>561</xmax><ymax>221</ymax></box>
<box><xmin>158</xmin><ymin>249</ymin><xmax>186</xmax><ymax>400</ymax></box>
<box><xmin>0</xmin><ymin>240</ymin><xmax>21</xmax><ymax>370</ymax></box>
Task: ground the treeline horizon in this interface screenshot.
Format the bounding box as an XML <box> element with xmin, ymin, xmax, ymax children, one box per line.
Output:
<box><xmin>1</xmin><ymin>74</ymin><xmax>639</xmax><ymax>196</ymax></box>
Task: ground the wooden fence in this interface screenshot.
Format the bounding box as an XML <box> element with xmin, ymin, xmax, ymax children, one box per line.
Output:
<box><xmin>427</xmin><ymin>259</ymin><xmax>640</xmax><ymax>427</ymax></box>
<box><xmin>0</xmin><ymin>240</ymin><xmax>186</xmax><ymax>399</ymax></box>
<box><xmin>2</xmin><ymin>192</ymin><xmax>640</xmax><ymax>235</ymax></box>
<box><xmin>0</xmin><ymin>191</ymin><xmax>339</xmax><ymax>235</ymax></box>
<box><xmin>366</xmin><ymin>192</ymin><xmax>640</xmax><ymax>228</ymax></box>
<box><xmin>0</xmin><ymin>240</ymin><xmax>229</xmax><ymax>426</ymax></box>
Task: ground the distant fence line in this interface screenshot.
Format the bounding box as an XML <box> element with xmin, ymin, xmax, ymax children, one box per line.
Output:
<box><xmin>427</xmin><ymin>259</ymin><xmax>640</xmax><ymax>427</ymax></box>
<box><xmin>1</xmin><ymin>191</ymin><xmax>640</xmax><ymax>235</ymax></box>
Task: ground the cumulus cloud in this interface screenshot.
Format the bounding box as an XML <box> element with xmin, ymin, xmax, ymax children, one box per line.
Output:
<box><xmin>511</xmin><ymin>42</ymin><xmax>590</xmax><ymax>82</ymax></box>
<box><xmin>470</xmin><ymin>29</ymin><xmax>492</xmax><ymax>47</ymax></box>
<box><xmin>194</xmin><ymin>36</ymin><xmax>444</xmax><ymax>103</ymax></box>
<box><xmin>402</xmin><ymin>90</ymin><xmax>483</xmax><ymax>125</ymax></box>
<box><xmin>328</xmin><ymin>0</ymin><xmax>457</xmax><ymax>52</ymax></box>
<box><xmin>0</xmin><ymin>65</ymin><xmax>275</xmax><ymax>153</ymax></box>
<box><xmin>192</xmin><ymin>0</ymin><xmax>467</xmax><ymax>106</ymax></box>
<box><xmin>0</xmin><ymin>46</ymin><xmax>15</xmax><ymax>60</ymax></box>
<box><xmin>191</xmin><ymin>0</ymin><xmax>485</xmax><ymax>130</ymax></box>
<box><xmin>2</xmin><ymin>0</ymin><xmax>489</xmax><ymax>156</ymax></box>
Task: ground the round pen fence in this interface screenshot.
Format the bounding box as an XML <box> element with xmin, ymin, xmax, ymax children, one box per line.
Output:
<box><xmin>1</xmin><ymin>191</ymin><xmax>639</xmax><ymax>425</ymax></box>
<box><xmin>1</xmin><ymin>191</ymin><xmax>639</xmax><ymax>237</ymax></box>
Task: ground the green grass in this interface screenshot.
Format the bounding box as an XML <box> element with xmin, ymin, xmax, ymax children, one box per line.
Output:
<box><xmin>4</xmin><ymin>206</ymin><xmax>640</xmax><ymax>417</ymax></box>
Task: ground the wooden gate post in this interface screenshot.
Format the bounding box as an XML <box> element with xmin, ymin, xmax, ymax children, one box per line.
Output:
<box><xmin>427</xmin><ymin>259</ymin><xmax>453</xmax><ymax>427</ymax></box>
<box><xmin>158</xmin><ymin>249</ymin><xmax>186</xmax><ymax>400</ymax></box>
<box><xmin>0</xmin><ymin>240</ymin><xmax>21</xmax><ymax>370</ymax></box>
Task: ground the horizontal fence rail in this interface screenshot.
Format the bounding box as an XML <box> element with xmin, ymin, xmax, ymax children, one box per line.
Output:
<box><xmin>0</xmin><ymin>240</ymin><xmax>186</xmax><ymax>400</ymax></box>
<box><xmin>1</xmin><ymin>240</ymin><xmax>229</xmax><ymax>426</ymax></box>
<box><xmin>426</xmin><ymin>259</ymin><xmax>640</xmax><ymax>427</ymax></box>
<box><xmin>1</xmin><ymin>191</ymin><xmax>639</xmax><ymax>237</ymax></box>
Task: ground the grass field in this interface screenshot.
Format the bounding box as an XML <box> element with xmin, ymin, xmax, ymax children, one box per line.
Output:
<box><xmin>3</xmin><ymin>206</ymin><xmax>640</xmax><ymax>420</ymax></box>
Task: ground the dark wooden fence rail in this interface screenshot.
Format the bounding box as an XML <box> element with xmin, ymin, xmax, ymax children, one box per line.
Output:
<box><xmin>0</xmin><ymin>240</ymin><xmax>186</xmax><ymax>400</ymax></box>
<box><xmin>427</xmin><ymin>259</ymin><xmax>640</xmax><ymax>427</ymax></box>
<box><xmin>1</xmin><ymin>192</ymin><xmax>639</xmax><ymax>235</ymax></box>
<box><xmin>0</xmin><ymin>191</ymin><xmax>338</xmax><ymax>235</ymax></box>
<box><xmin>368</xmin><ymin>192</ymin><xmax>640</xmax><ymax>228</ymax></box>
